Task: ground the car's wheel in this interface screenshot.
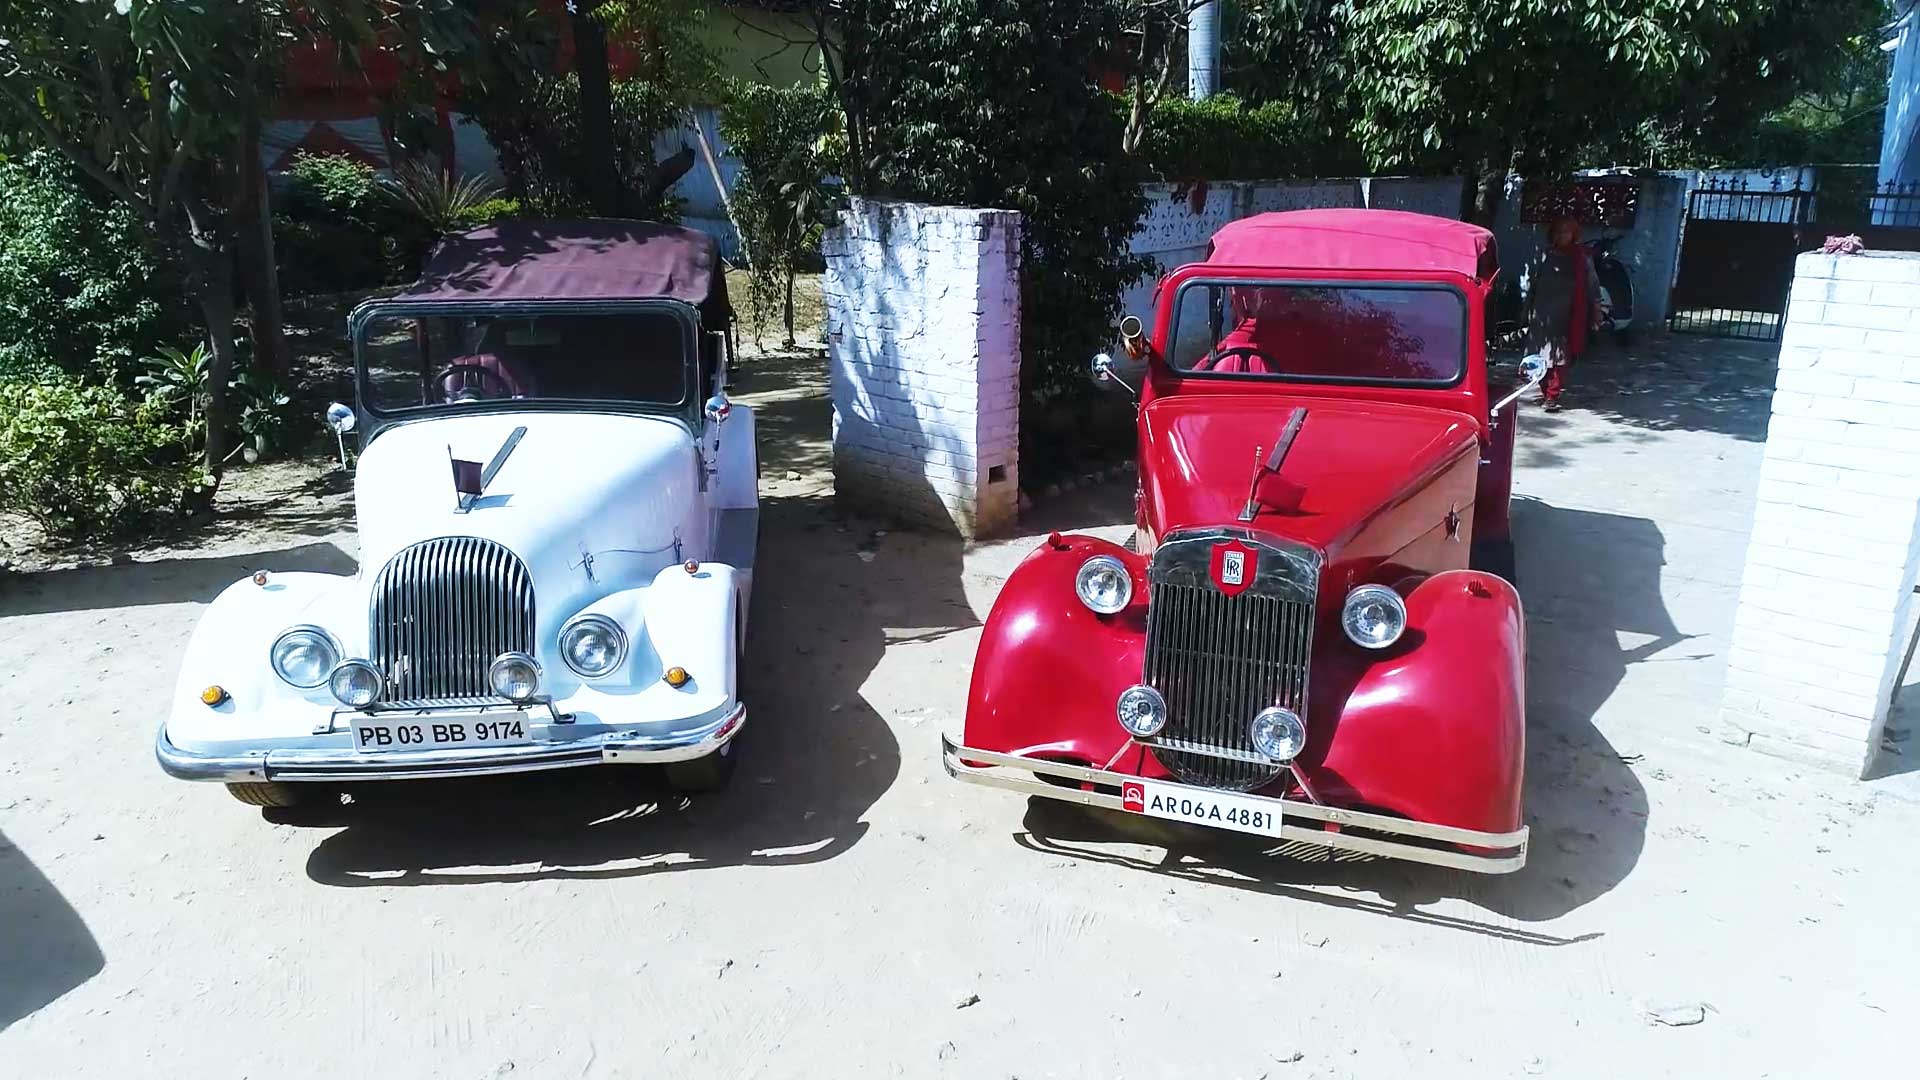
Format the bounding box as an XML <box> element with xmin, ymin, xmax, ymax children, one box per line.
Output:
<box><xmin>225</xmin><ymin>782</ymin><xmax>307</xmax><ymax>808</ymax></box>
<box><xmin>665</xmin><ymin>741</ymin><xmax>737</xmax><ymax>792</ymax></box>
<box><xmin>1471</xmin><ymin>536</ymin><xmax>1518</xmax><ymax>586</ymax></box>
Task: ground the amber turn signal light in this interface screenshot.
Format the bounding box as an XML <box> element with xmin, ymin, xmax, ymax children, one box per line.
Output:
<box><xmin>663</xmin><ymin>666</ymin><xmax>690</xmax><ymax>688</ymax></box>
<box><xmin>200</xmin><ymin>685</ymin><xmax>230</xmax><ymax>707</ymax></box>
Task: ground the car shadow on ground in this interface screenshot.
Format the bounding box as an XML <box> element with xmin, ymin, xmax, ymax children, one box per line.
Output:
<box><xmin>0</xmin><ymin>542</ymin><xmax>358</xmax><ymax>618</ymax></box>
<box><xmin>1011</xmin><ymin>498</ymin><xmax>1670</xmax><ymax>941</ymax></box>
<box><xmin>0</xmin><ymin>829</ymin><xmax>105</xmax><ymax>1032</ymax></box>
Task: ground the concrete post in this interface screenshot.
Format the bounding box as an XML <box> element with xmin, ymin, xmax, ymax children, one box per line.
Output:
<box><xmin>821</xmin><ymin>199</ymin><xmax>1022</xmax><ymax>540</ymax></box>
<box><xmin>1719</xmin><ymin>250</ymin><xmax>1920</xmax><ymax>772</ymax></box>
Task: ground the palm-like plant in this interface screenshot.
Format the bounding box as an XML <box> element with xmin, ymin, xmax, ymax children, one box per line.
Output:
<box><xmin>380</xmin><ymin>162</ymin><xmax>504</xmax><ymax>236</ymax></box>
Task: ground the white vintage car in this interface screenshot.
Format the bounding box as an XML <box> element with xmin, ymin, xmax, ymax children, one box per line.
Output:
<box><xmin>157</xmin><ymin>220</ymin><xmax>758</xmax><ymax>807</ymax></box>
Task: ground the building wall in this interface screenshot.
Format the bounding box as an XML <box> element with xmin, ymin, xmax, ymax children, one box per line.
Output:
<box><xmin>822</xmin><ymin>200</ymin><xmax>1022</xmax><ymax>539</ymax></box>
<box><xmin>1720</xmin><ymin>250</ymin><xmax>1920</xmax><ymax>772</ymax></box>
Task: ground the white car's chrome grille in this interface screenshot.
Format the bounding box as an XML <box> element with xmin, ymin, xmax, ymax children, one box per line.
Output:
<box><xmin>369</xmin><ymin>537</ymin><xmax>534</xmax><ymax>703</ymax></box>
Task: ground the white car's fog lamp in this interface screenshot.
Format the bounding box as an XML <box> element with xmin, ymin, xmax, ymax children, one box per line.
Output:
<box><xmin>1250</xmin><ymin>706</ymin><xmax>1307</xmax><ymax>762</ymax></box>
<box><xmin>1341</xmin><ymin>584</ymin><xmax>1407</xmax><ymax>650</ymax></box>
<box><xmin>271</xmin><ymin>626</ymin><xmax>341</xmax><ymax>689</ymax></box>
<box><xmin>559</xmin><ymin>614</ymin><xmax>627</xmax><ymax>678</ymax></box>
<box><xmin>488</xmin><ymin>652</ymin><xmax>543</xmax><ymax>703</ymax></box>
<box><xmin>328</xmin><ymin>660</ymin><xmax>383</xmax><ymax>709</ymax></box>
<box><xmin>1075</xmin><ymin>555</ymin><xmax>1133</xmax><ymax>615</ymax></box>
<box><xmin>1116</xmin><ymin>684</ymin><xmax>1168</xmax><ymax>737</ymax></box>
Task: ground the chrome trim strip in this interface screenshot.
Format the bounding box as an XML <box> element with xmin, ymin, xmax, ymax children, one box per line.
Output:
<box><xmin>156</xmin><ymin>704</ymin><xmax>746</xmax><ymax>783</ymax></box>
<box><xmin>940</xmin><ymin>734</ymin><xmax>1527</xmax><ymax>874</ymax></box>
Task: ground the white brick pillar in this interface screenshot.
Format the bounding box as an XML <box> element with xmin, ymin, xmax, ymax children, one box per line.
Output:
<box><xmin>1720</xmin><ymin>250</ymin><xmax>1920</xmax><ymax>773</ymax></box>
<box><xmin>821</xmin><ymin>199</ymin><xmax>1021</xmax><ymax>539</ymax></box>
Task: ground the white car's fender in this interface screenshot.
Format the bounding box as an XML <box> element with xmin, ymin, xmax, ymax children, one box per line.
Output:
<box><xmin>552</xmin><ymin>560</ymin><xmax>743</xmax><ymax>728</ymax></box>
<box><xmin>166</xmin><ymin>570</ymin><xmax>363</xmax><ymax>750</ymax></box>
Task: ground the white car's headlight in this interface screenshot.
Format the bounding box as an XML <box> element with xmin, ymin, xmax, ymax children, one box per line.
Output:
<box><xmin>329</xmin><ymin>660</ymin><xmax>383</xmax><ymax>708</ymax></box>
<box><xmin>559</xmin><ymin>614</ymin><xmax>627</xmax><ymax>678</ymax></box>
<box><xmin>488</xmin><ymin>652</ymin><xmax>542</xmax><ymax>703</ymax></box>
<box><xmin>1341</xmin><ymin>584</ymin><xmax>1407</xmax><ymax>650</ymax></box>
<box><xmin>271</xmin><ymin>626</ymin><xmax>340</xmax><ymax>689</ymax></box>
<box><xmin>1075</xmin><ymin>555</ymin><xmax>1133</xmax><ymax>615</ymax></box>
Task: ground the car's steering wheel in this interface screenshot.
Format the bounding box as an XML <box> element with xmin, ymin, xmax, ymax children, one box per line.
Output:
<box><xmin>1204</xmin><ymin>345</ymin><xmax>1279</xmax><ymax>373</ymax></box>
<box><xmin>435</xmin><ymin>362</ymin><xmax>513</xmax><ymax>403</ymax></box>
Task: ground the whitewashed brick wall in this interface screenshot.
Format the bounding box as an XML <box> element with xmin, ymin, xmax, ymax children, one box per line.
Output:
<box><xmin>1720</xmin><ymin>250</ymin><xmax>1920</xmax><ymax>772</ymax></box>
<box><xmin>821</xmin><ymin>199</ymin><xmax>1021</xmax><ymax>539</ymax></box>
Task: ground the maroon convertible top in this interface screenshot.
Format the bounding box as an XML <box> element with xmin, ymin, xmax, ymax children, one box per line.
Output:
<box><xmin>399</xmin><ymin>218</ymin><xmax>731</xmax><ymax>326</ymax></box>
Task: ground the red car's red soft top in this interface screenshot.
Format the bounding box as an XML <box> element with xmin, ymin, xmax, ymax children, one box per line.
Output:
<box><xmin>400</xmin><ymin>218</ymin><xmax>730</xmax><ymax>327</ymax></box>
<box><xmin>1207</xmin><ymin>208</ymin><xmax>1498</xmax><ymax>283</ymax></box>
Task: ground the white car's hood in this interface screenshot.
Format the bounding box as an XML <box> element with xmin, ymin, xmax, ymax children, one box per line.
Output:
<box><xmin>355</xmin><ymin>411</ymin><xmax>701</xmax><ymax>585</ymax></box>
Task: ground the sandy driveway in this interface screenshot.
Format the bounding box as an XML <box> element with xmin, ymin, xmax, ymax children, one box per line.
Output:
<box><xmin>4</xmin><ymin>337</ymin><xmax>1918</xmax><ymax>1079</ymax></box>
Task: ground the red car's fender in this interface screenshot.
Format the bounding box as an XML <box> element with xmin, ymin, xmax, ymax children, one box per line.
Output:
<box><xmin>964</xmin><ymin>534</ymin><xmax>1151</xmax><ymax>772</ymax></box>
<box><xmin>1308</xmin><ymin>570</ymin><xmax>1526</xmax><ymax>835</ymax></box>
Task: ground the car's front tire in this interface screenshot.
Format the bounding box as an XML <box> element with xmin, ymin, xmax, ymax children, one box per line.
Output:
<box><xmin>225</xmin><ymin>781</ymin><xmax>308</xmax><ymax>808</ymax></box>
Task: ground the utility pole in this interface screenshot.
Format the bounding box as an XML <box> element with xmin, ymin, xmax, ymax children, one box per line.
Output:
<box><xmin>1188</xmin><ymin>1</ymin><xmax>1221</xmax><ymax>100</ymax></box>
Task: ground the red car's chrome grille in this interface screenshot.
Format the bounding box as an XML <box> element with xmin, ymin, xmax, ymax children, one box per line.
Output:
<box><xmin>1141</xmin><ymin>530</ymin><xmax>1319</xmax><ymax>791</ymax></box>
<box><xmin>369</xmin><ymin>536</ymin><xmax>534</xmax><ymax>703</ymax></box>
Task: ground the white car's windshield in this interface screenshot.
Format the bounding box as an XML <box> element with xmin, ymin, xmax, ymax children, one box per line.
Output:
<box><xmin>359</xmin><ymin>309</ymin><xmax>691</xmax><ymax>413</ymax></box>
<box><xmin>1169</xmin><ymin>281</ymin><xmax>1467</xmax><ymax>385</ymax></box>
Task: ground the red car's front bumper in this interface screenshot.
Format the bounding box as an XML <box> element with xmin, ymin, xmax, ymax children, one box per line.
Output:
<box><xmin>942</xmin><ymin>734</ymin><xmax>1529</xmax><ymax>874</ymax></box>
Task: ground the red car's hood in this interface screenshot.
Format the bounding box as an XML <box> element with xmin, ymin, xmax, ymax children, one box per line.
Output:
<box><xmin>1140</xmin><ymin>394</ymin><xmax>1479</xmax><ymax>552</ymax></box>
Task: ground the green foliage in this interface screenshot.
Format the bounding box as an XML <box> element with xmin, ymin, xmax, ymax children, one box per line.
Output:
<box><xmin>450</xmin><ymin>197</ymin><xmax>525</xmax><ymax>230</ymax></box>
<box><xmin>135</xmin><ymin>342</ymin><xmax>297</xmax><ymax>463</ymax></box>
<box><xmin>721</xmin><ymin>80</ymin><xmax>841</xmax><ymax>346</ymax></box>
<box><xmin>462</xmin><ymin>73</ymin><xmax>686</xmax><ymax>217</ymax></box>
<box><xmin>381</xmin><ymin>161</ymin><xmax>506</xmax><ymax>235</ymax></box>
<box><xmin>1227</xmin><ymin>0</ymin><xmax>1888</xmax><ymax>179</ymax></box>
<box><xmin>272</xmin><ymin>153</ymin><xmax>401</xmax><ymax>294</ymax></box>
<box><xmin>0</xmin><ymin>151</ymin><xmax>182</xmax><ymax>383</ymax></box>
<box><xmin>1128</xmin><ymin>94</ymin><xmax>1365</xmax><ymax>180</ymax></box>
<box><xmin>0</xmin><ymin>377</ymin><xmax>208</xmax><ymax>539</ymax></box>
<box><xmin>832</xmin><ymin>1</ymin><xmax>1153</xmax><ymax>411</ymax></box>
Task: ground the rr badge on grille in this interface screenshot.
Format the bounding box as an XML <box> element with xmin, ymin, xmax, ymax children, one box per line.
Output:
<box><xmin>1209</xmin><ymin>539</ymin><xmax>1259</xmax><ymax>597</ymax></box>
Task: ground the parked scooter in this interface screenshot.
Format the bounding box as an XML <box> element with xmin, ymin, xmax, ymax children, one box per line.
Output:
<box><xmin>1589</xmin><ymin>235</ymin><xmax>1635</xmax><ymax>344</ymax></box>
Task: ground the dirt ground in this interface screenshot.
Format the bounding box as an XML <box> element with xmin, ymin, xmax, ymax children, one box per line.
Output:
<box><xmin>5</xmin><ymin>314</ymin><xmax>1920</xmax><ymax>1078</ymax></box>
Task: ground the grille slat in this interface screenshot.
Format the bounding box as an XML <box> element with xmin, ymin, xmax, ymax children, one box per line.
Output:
<box><xmin>370</xmin><ymin>536</ymin><xmax>534</xmax><ymax>704</ymax></box>
<box><xmin>1141</xmin><ymin>530</ymin><xmax>1320</xmax><ymax>791</ymax></box>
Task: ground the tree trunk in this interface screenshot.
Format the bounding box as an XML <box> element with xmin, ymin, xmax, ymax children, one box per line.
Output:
<box><xmin>782</xmin><ymin>267</ymin><xmax>796</xmax><ymax>348</ymax></box>
<box><xmin>571</xmin><ymin>8</ymin><xmax>623</xmax><ymax>215</ymax></box>
<box><xmin>230</xmin><ymin>129</ymin><xmax>289</xmax><ymax>379</ymax></box>
<box><xmin>181</xmin><ymin>231</ymin><xmax>239</xmax><ymax>477</ymax></box>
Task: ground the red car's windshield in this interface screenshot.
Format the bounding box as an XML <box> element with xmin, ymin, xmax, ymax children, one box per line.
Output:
<box><xmin>1167</xmin><ymin>281</ymin><xmax>1466</xmax><ymax>385</ymax></box>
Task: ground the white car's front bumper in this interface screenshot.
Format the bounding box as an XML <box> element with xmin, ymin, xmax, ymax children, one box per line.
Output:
<box><xmin>156</xmin><ymin>701</ymin><xmax>746</xmax><ymax>783</ymax></box>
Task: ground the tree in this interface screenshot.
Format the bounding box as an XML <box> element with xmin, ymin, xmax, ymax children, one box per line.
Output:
<box><xmin>1228</xmin><ymin>0</ymin><xmax>1886</xmax><ymax>218</ymax></box>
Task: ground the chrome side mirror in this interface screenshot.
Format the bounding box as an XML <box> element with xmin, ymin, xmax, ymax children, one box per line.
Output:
<box><xmin>324</xmin><ymin>402</ymin><xmax>356</xmax><ymax>468</ymax></box>
<box><xmin>704</xmin><ymin>392</ymin><xmax>732</xmax><ymax>425</ymax></box>
<box><xmin>1091</xmin><ymin>352</ymin><xmax>1138</xmax><ymax>395</ymax></box>
<box><xmin>1491</xmin><ymin>354</ymin><xmax>1549</xmax><ymax>415</ymax></box>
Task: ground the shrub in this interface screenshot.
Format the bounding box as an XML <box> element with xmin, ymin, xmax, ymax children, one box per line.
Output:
<box><xmin>135</xmin><ymin>343</ymin><xmax>297</xmax><ymax>464</ymax></box>
<box><xmin>0</xmin><ymin>150</ymin><xmax>182</xmax><ymax>382</ymax></box>
<box><xmin>272</xmin><ymin>152</ymin><xmax>402</xmax><ymax>295</ymax></box>
<box><xmin>1129</xmin><ymin>95</ymin><xmax>1367</xmax><ymax>181</ymax></box>
<box><xmin>449</xmin><ymin>197</ymin><xmax>524</xmax><ymax>231</ymax></box>
<box><xmin>0</xmin><ymin>378</ymin><xmax>208</xmax><ymax>539</ymax></box>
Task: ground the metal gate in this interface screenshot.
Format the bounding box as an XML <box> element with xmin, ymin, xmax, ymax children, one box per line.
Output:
<box><xmin>1666</xmin><ymin>182</ymin><xmax>1810</xmax><ymax>341</ymax></box>
<box><xmin>1669</xmin><ymin>178</ymin><xmax>1920</xmax><ymax>342</ymax></box>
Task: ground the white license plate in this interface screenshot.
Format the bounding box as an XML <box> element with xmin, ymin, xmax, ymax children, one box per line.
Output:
<box><xmin>351</xmin><ymin>714</ymin><xmax>531</xmax><ymax>753</ymax></box>
<box><xmin>1119</xmin><ymin>778</ymin><xmax>1285</xmax><ymax>838</ymax></box>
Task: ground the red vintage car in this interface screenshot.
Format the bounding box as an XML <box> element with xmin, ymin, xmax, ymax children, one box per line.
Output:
<box><xmin>943</xmin><ymin>209</ymin><xmax>1545</xmax><ymax>872</ymax></box>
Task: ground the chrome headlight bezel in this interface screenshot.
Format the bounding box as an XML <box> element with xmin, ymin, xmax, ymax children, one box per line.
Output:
<box><xmin>1341</xmin><ymin>584</ymin><xmax>1407</xmax><ymax>650</ymax></box>
<box><xmin>270</xmin><ymin>625</ymin><xmax>342</xmax><ymax>689</ymax></box>
<box><xmin>488</xmin><ymin>651</ymin><xmax>543</xmax><ymax>703</ymax></box>
<box><xmin>1250</xmin><ymin>706</ymin><xmax>1307</xmax><ymax>762</ymax></box>
<box><xmin>328</xmin><ymin>659</ymin><xmax>383</xmax><ymax>708</ymax></box>
<box><xmin>1116</xmin><ymin>684</ymin><xmax>1168</xmax><ymax>737</ymax></box>
<box><xmin>558</xmin><ymin>613</ymin><xmax>628</xmax><ymax>679</ymax></box>
<box><xmin>1075</xmin><ymin>554</ymin><xmax>1133</xmax><ymax>615</ymax></box>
